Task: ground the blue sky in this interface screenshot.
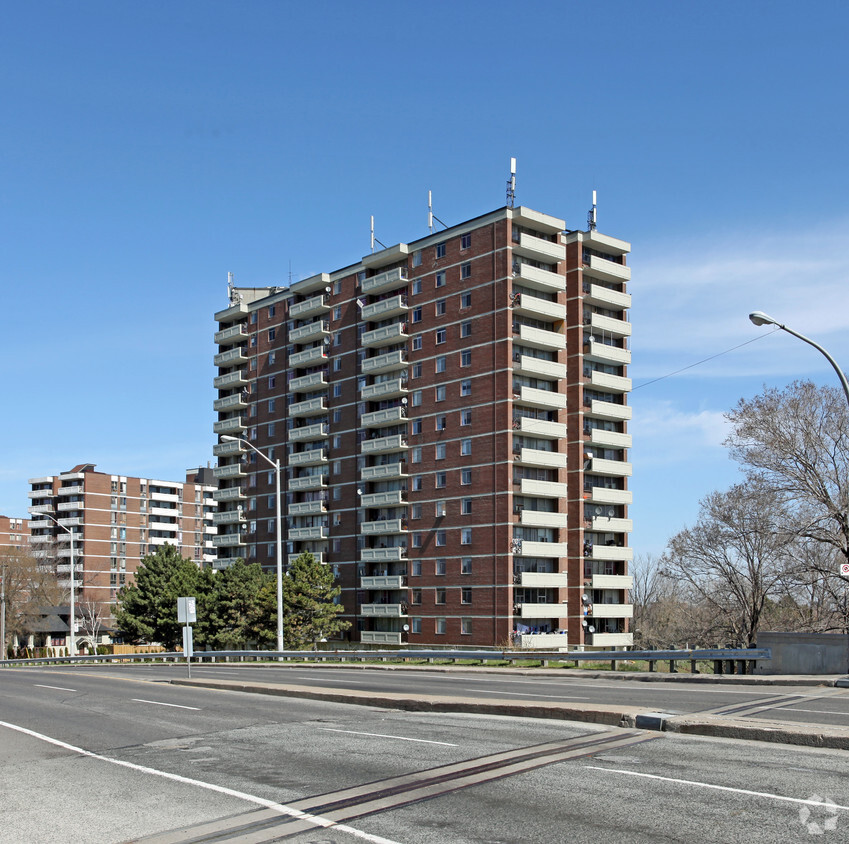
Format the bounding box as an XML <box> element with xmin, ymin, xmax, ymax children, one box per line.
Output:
<box><xmin>3</xmin><ymin>1</ymin><xmax>849</xmax><ymax>555</ymax></box>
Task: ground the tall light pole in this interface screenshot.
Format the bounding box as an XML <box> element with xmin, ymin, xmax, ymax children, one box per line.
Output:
<box><xmin>41</xmin><ymin>511</ymin><xmax>77</xmax><ymax>657</ymax></box>
<box><xmin>220</xmin><ymin>435</ymin><xmax>284</xmax><ymax>651</ymax></box>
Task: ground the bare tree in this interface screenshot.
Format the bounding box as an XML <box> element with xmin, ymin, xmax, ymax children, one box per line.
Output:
<box><xmin>77</xmin><ymin>601</ymin><xmax>105</xmax><ymax>654</ymax></box>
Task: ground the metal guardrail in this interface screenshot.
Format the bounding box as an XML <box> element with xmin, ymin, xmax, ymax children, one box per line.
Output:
<box><xmin>0</xmin><ymin>646</ymin><xmax>770</xmax><ymax>675</ymax></box>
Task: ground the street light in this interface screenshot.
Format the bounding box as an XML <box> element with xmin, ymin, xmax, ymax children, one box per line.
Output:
<box><xmin>41</xmin><ymin>511</ymin><xmax>77</xmax><ymax>657</ymax></box>
<box><xmin>749</xmin><ymin>311</ymin><xmax>849</xmax><ymax>408</ymax></box>
<box><xmin>220</xmin><ymin>435</ymin><xmax>284</xmax><ymax>651</ymax></box>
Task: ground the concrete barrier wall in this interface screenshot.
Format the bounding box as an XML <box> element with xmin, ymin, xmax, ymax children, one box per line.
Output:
<box><xmin>754</xmin><ymin>632</ymin><xmax>849</xmax><ymax>675</ymax></box>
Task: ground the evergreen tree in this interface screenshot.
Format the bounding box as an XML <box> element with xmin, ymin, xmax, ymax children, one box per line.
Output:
<box><xmin>283</xmin><ymin>552</ymin><xmax>350</xmax><ymax>649</ymax></box>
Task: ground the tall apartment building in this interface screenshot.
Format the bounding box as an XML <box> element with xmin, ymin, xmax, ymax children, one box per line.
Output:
<box><xmin>0</xmin><ymin>515</ymin><xmax>30</xmax><ymax>549</ymax></box>
<box><xmin>27</xmin><ymin>464</ymin><xmax>217</xmax><ymax>626</ymax></box>
<box><xmin>213</xmin><ymin>205</ymin><xmax>633</xmax><ymax>649</ymax></box>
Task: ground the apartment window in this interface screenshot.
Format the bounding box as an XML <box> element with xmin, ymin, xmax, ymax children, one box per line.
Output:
<box><xmin>411</xmin><ymin>617</ymin><xmax>422</xmax><ymax>634</ymax></box>
<box><xmin>250</xmin><ymin>335</ymin><xmax>257</xmax><ymax>347</ymax></box>
<box><xmin>250</xmin><ymin>403</ymin><xmax>258</xmax><ymax>417</ymax></box>
<box><xmin>436</xmin><ymin>529</ymin><xmax>447</xmax><ymax>545</ymax></box>
<box><xmin>268</xmin><ymin>328</ymin><xmax>276</xmax><ymax>341</ymax></box>
<box><xmin>412</xmin><ymin>532</ymin><xmax>422</xmax><ymax>548</ymax></box>
<box><xmin>269</xmin><ymin>376</ymin><xmax>276</xmax><ymax>388</ymax></box>
<box><xmin>461</xmin><ymin>233</ymin><xmax>471</xmax><ymax>250</ymax></box>
<box><xmin>435</xmin><ymin>356</ymin><xmax>447</xmax><ymax>373</ymax></box>
<box><xmin>412</xmin><ymin>559</ymin><xmax>422</xmax><ymax>576</ymax></box>
<box><xmin>435</xmin><ymin>558</ymin><xmax>447</xmax><ymax>576</ymax></box>
<box><xmin>333</xmin><ymin>460</ymin><xmax>342</xmax><ymax>475</ymax></box>
<box><xmin>411</xmin><ymin>306</ymin><xmax>423</xmax><ymax>324</ymax></box>
<box><xmin>461</xmin><ymin>321</ymin><xmax>472</xmax><ymax>338</ymax></box>
<box><xmin>461</xmin><ymin>557</ymin><xmax>472</xmax><ymax>575</ymax></box>
<box><xmin>460</xmin><ymin>262</ymin><xmax>471</xmax><ymax>279</ymax></box>
<box><xmin>461</xmin><ymin>469</ymin><xmax>472</xmax><ymax>485</ymax></box>
<box><xmin>250</xmin><ymin>311</ymin><xmax>258</xmax><ymax>324</ymax></box>
<box><xmin>268</xmin><ymin>305</ymin><xmax>276</xmax><ymax>318</ymax></box>
<box><xmin>412</xmin><ymin>278</ymin><xmax>422</xmax><ymax>295</ymax></box>
<box><xmin>267</xmin><ymin>495</ymin><xmax>275</xmax><ymax>508</ymax></box>
<box><xmin>412</xmin><ymin>250</ymin><xmax>422</xmax><ymax>268</ymax></box>
<box><xmin>435</xmin><ymin>385</ymin><xmax>446</xmax><ymax>402</ymax></box>
<box><xmin>462</xmin><ymin>497</ymin><xmax>472</xmax><ymax>514</ymax></box>
<box><xmin>334</xmin><ymin>357</ymin><xmax>342</xmax><ymax>371</ymax></box>
<box><xmin>331</xmin><ymin>305</ymin><xmax>341</xmax><ymax>321</ymax></box>
<box><xmin>411</xmin><ymin>447</ymin><xmax>422</xmax><ymax>464</ymax></box>
<box><xmin>333</xmin><ymin>486</ymin><xmax>342</xmax><ymax>500</ymax></box>
<box><xmin>436</xmin><ymin>329</ymin><xmax>446</xmax><ymax>345</ymax></box>
<box><xmin>334</xmin><ymin>332</ymin><xmax>342</xmax><ymax>347</ymax></box>
<box><xmin>461</xmin><ymin>350</ymin><xmax>471</xmax><ymax>367</ymax></box>
<box><xmin>435</xmin><ymin>271</ymin><xmax>446</xmax><ymax>288</ymax></box>
<box><xmin>411</xmin><ymin>503</ymin><xmax>422</xmax><ymax>519</ymax></box>
<box><xmin>461</xmin><ymin>292</ymin><xmax>471</xmax><ymax>308</ymax></box>
<box><xmin>460</xmin><ymin>379</ymin><xmax>472</xmax><ymax>397</ymax></box>
<box><xmin>269</xmin><ymin>351</ymin><xmax>276</xmax><ymax>365</ymax></box>
<box><xmin>412</xmin><ymin>419</ymin><xmax>422</xmax><ymax>434</ymax></box>
<box><xmin>435</xmin><ymin>472</ymin><xmax>446</xmax><ymax>488</ymax></box>
<box><xmin>461</xmin><ymin>409</ymin><xmax>472</xmax><ymax>426</ymax></box>
<box><xmin>333</xmin><ymin>280</ymin><xmax>342</xmax><ymax>294</ymax></box>
<box><xmin>436</xmin><ymin>587</ymin><xmax>446</xmax><ymax>605</ymax></box>
<box><xmin>268</xmin><ymin>398</ymin><xmax>276</xmax><ymax>413</ymax></box>
<box><xmin>461</xmin><ymin>618</ymin><xmax>472</xmax><ymax>635</ymax></box>
<box><xmin>435</xmin><ymin>617</ymin><xmax>446</xmax><ymax>634</ymax></box>
<box><xmin>267</xmin><ymin>519</ymin><xmax>275</xmax><ymax>534</ymax></box>
<box><xmin>435</xmin><ymin>500</ymin><xmax>447</xmax><ymax>517</ymax></box>
<box><xmin>333</xmin><ymin>409</ymin><xmax>341</xmax><ymax>423</ymax></box>
<box><xmin>412</xmin><ymin>390</ymin><xmax>422</xmax><ymax>407</ymax></box>
<box><xmin>333</xmin><ymin>513</ymin><xmax>342</xmax><ymax>526</ymax></box>
<box><xmin>412</xmin><ymin>335</ymin><xmax>422</xmax><ymax>351</ymax></box>
<box><xmin>413</xmin><ymin>362</ymin><xmax>422</xmax><ymax>378</ymax></box>
<box><xmin>332</xmin><ymin>538</ymin><xmax>341</xmax><ymax>552</ymax></box>
<box><xmin>412</xmin><ymin>475</ymin><xmax>423</xmax><ymax>491</ymax></box>
<box><xmin>333</xmin><ymin>383</ymin><xmax>342</xmax><ymax>398</ymax></box>
<box><xmin>436</xmin><ymin>415</ymin><xmax>447</xmax><ymax>431</ymax></box>
<box><xmin>461</xmin><ymin>587</ymin><xmax>472</xmax><ymax>604</ymax></box>
<box><xmin>435</xmin><ymin>299</ymin><xmax>447</xmax><ymax>316</ymax></box>
<box><xmin>435</xmin><ymin>443</ymin><xmax>446</xmax><ymax>460</ymax></box>
<box><xmin>461</xmin><ymin>528</ymin><xmax>472</xmax><ymax>545</ymax></box>
<box><xmin>436</xmin><ymin>242</ymin><xmax>446</xmax><ymax>258</ymax></box>
<box><xmin>268</xmin><ymin>422</ymin><xmax>275</xmax><ymax>436</ymax></box>
<box><xmin>412</xmin><ymin>588</ymin><xmax>422</xmax><ymax>605</ymax></box>
<box><xmin>333</xmin><ymin>434</ymin><xmax>342</xmax><ymax>448</ymax></box>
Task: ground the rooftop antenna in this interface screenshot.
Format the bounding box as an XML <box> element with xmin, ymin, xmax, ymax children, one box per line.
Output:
<box><xmin>587</xmin><ymin>190</ymin><xmax>597</xmax><ymax>231</ymax></box>
<box><xmin>370</xmin><ymin>215</ymin><xmax>387</xmax><ymax>253</ymax></box>
<box><xmin>506</xmin><ymin>157</ymin><xmax>516</xmax><ymax>208</ymax></box>
<box><xmin>227</xmin><ymin>271</ymin><xmax>242</xmax><ymax>305</ymax></box>
<box><xmin>428</xmin><ymin>190</ymin><xmax>448</xmax><ymax>231</ymax></box>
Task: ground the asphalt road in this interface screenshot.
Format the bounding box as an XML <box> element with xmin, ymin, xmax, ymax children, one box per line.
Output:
<box><xmin>2</xmin><ymin>666</ymin><xmax>849</xmax><ymax>843</ymax></box>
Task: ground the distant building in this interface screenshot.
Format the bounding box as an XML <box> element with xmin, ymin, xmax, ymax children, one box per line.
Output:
<box><xmin>0</xmin><ymin>515</ymin><xmax>30</xmax><ymax>549</ymax></box>
<box><xmin>27</xmin><ymin>464</ymin><xmax>217</xmax><ymax>627</ymax></box>
<box><xmin>213</xmin><ymin>205</ymin><xmax>633</xmax><ymax>649</ymax></box>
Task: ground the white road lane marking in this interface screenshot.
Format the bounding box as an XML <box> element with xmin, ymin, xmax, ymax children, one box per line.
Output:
<box><xmin>292</xmin><ymin>676</ymin><xmax>367</xmax><ymax>684</ymax></box>
<box><xmin>585</xmin><ymin>766</ymin><xmax>849</xmax><ymax>810</ymax></box>
<box><xmin>131</xmin><ymin>698</ymin><xmax>202</xmax><ymax>710</ymax></box>
<box><xmin>461</xmin><ymin>687</ymin><xmax>592</xmax><ymax>700</ymax></box>
<box><xmin>318</xmin><ymin>727</ymin><xmax>458</xmax><ymax>746</ymax></box>
<box><xmin>778</xmin><ymin>707</ymin><xmax>849</xmax><ymax>716</ymax></box>
<box><xmin>0</xmin><ymin>720</ymin><xmax>402</xmax><ymax>844</ymax></box>
<box><xmin>34</xmin><ymin>684</ymin><xmax>77</xmax><ymax>692</ymax></box>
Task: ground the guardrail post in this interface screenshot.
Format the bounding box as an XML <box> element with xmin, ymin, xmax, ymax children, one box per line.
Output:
<box><xmin>690</xmin><ymin>659</ymin><xmax>699</xmax><ymax>674</ymax></box>
<box><xmin>669</xmin><ymin>659</ymin><xmax>678</xmax><ymax>674</ymax></box>
<box><xmin>610</xmin><ymin>659</ymin><xmax>617</xmax><ymax>671</ymax></box>
<box><xmin>648</xmin><ymin>659</ymin><xmax>655</xmax><ymax>672</ymax></box>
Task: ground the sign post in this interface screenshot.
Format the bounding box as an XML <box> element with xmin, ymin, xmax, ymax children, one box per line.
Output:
<box><xmin>177</xmin><ymin>596</ymin><xmax>197</xmax><ymax>678</ymax></box>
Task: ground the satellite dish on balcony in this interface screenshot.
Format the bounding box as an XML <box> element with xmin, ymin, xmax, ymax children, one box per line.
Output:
<box><xmin>403</xmin><ymin>624</ymin><xmax>410</xmax><ymax>632</ymax></box>
<box><xmin>588</xmin><ymin>625</ymin><xmax>596</xmax><ymax>634</ymax></box>
<box><xmin>401</xmin><ymin>397</ymin><xmax>408</xmax><ymax>404</ymax></box>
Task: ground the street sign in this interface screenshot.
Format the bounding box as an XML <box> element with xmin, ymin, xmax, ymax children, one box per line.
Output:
<box><xmin>182</xmin><ymin>625</ymin><xmax>194</xmax><ymax>658</ymax></box>
<box><xmin>840</xmin><ymin>563</ymin><xmax>849</xmax><ymax>577</ymax></box>
<box><xmin>177</xmin><ymin>596</ymin><xmax>197</xmax><ymax>623</ymax></box>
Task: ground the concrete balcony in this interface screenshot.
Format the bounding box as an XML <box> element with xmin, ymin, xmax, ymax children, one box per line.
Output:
<box><xmin>585</xmin><ymin>340</ymin><xmax>631</xmax><ymax>366</ymax></box>
<box><xmin>514</xmin><ymin>540</ymin><xmax>568</xmax><ymax>557</ymax></box>
<box><xmin>289</xmin><ymin>422</ymin><xmax>328</xmax><ymax>442</ymax></box>
<box><xmin>28</xmin><ymin>504</ymin><xmax>55</xmax><ymax>515</ymax></box>
<box><xmin>361</xmin><ymin>406</ymin><xmax>406</xmax><ymax>428</ymax></box>
<box><xmin>28</xmin><ymin>489</ymin><xmax>54</xmax><ymax>499</ymax></box>
<box><xmin>361</xmin><ymin>575</ymin><xmax>406</xmax><ymax>590</ymax></box>
<box><xmin>289</xmin><ymin>320</ymin><xmax>330</xmax><ymax>345</ymax></box>
<box><xmin>584</xmin><ymin>254</ymin><xmax>631</xmax><ymax>283</ymax></box>
<box><xmin>516</xmin><ymin>324</ymin><xmax>566</xmax><ymax>352</ymax></box>
<box><xmin>213</xmin><ymin>370</ymin><xmax>249</xmax><ymax>390</ymax></box>
<box><xmin>212</xmin><ymin>534</ymin><xmax>245</xmax><ymax>548</ymax></box>
<box><xmin>514</xmin><ymin>262</ymin><xmax>565</xmax><ymax>293</ymax></box>
<box><xmin>516</xmin><ymin>417</ymin><xmax>567</xmax><ymax>439</ymax></box>
<box><xmin>515</xmin><ymin>447</ymin><xmax>567</xmax><ymax>470</ymax></box>
<box><xmin>361</xmin><ymin>547</ymin><xmax>406</xmax><ymax>562</ymax></box>
<box><xmin>587</xmin><ymin>544</ymin><xmax>634</xmax><ymax>562</ymax></box>
<box><xmin>213</xmin><ymin>393</ymin><xmax>249</xmax><ymax>412</ymax></box>
<box><xmin>513</xmin><ymin>232</ymin><xmax>566</xmax><ymax>264</ymax></box>
<box><xmin>361</xmin><ymin>349</ymin><xmax>407</xmax><ymax>375</ymax></box>
<box><xmin>518</xmin><ymin>508</ymin><xmax>567</xmax><ymax>529</ymax></box>
<box><xmin>590</xmin><ymin>603</ymin><xmax>634</xmax><ymax>619</ymax></box>
<box><xmin>362</xmin><ymin>322</ymin><xmax>408</xmax><ymax>348</ymax></box>
<box><xmin>56</xmin><ymin>500</ymin><xmax>81</xmax><ymax>512</ymax></box>
<box><xmin>289</xmin><ymin>346</ymin><xmax>327</xmax><ymax>368</ymax></box>
<box><xmin>289</xmin><ymin>552</ymin><xmax>324</xmax><ymax>565</ymax></box>
<box><xmin>361</xmin><ymin>490</ymin><xmax>405</xmax><ymax>507</ymax></box>
<box><xmin>589</xmin><ymin>312</ymin><xmax>631</xmax><ymax>338</ymax></box>
<box><xmin>362</xmin><ymin>434</ymin><xmax>408</xmax><ymax>456</ymax></box>
<box><xmin>362</xmin><ymin>294</ymin><xmax>409</xmax><ymax>321</ymax></box>
<box><xmin>214</xmin><ymin>302</ymin><xmax>249</xmax><ymax>324</ymax></box>
<box><xmin>591</xmin><ymin>574</ymin><xmax>634</xmax><ymax>590</ymax></box>
<box><xmin>587</xmin><ymin>632</ymin><xmax>633</xmax><ymax>648</ymax></box>
<box><xmin>517</xmin><ymin>571</ymin><xmax>568</xmax><ymax>589</ymax></box>
<box><xmin>361</xmin><ymin>462</ymin><xmax>407</xmax><ymax>481</ymax></box>
<box><xmin>214</xmin><ymin>347</ymin><xmax>248</xmax><ymax>367</ymax></box>
<box><xmin>515</xmin><ymin>386</ymin><xmax>567</xmax><ymax>411</ymax></box>
<box><xmin>29</xmin><ymin>533</ymin><xmax>54</xmax><ymax>543</ymax></box>
<box><xmin>360</xmin><ymin>631</ymin><xmax>403</xmax><ymax>645</ymax></box>
<box><xmin>213</xmin><ymin>416</ymin><xmax>247</xmax><ymax>434</ymax></box>
<box><xmin>585</xmin><ymin>429</ymin><xmax>631</xmax><ymax>449</ymax></box>
<box><xmin>513</xmin><ymin>293</ymin><xmax>567</xmax><ymax>322</ymax></box>
<box><xmin>289</xmin><ymin>448</ymin><xmax>327</xmax><ymax>467</ymax></box>
<box><xmin>589</xmin><ymin>370</ymin><xmax>632</xmax><ymax>393</ymax></box>
<box><xmin>360</xmin><ymin>603</ymin><xmax>407</xmax><ymax>618</ymax></box>
<box><xmin>361</xmin><ymin>378</ymin><xmax>408</xmax><ymax>401</ymax></box>
<box><xmin>213</xmin><ymin>510</ymin><xmax>246</xmax><ymax>526</ymax></box>
<box><xmin>289</xmin><ymin>475</ymin><xmax>327</xmax><ymax>491</ymax></box>
<box><xmin>289</xmin><ymin>272</ymin><xmax>330</xmax><ymax>295</ymax></box>
<box><xmin>590</xmin><ymin>458</ymin><xmax>633</xmax><ymax>477</ymax></box>
<box><xmin>213</xmin><ymin>487</ymin><xmax>246</xmax><ymax>502</ymax></box>
<box><xmin>518</xmin><ymin>633</ymin><xmax>568</xmax><ymax>649</ymax></box>
<box><xmin>591</xmin><ymin>516</ymin><xmax>633</xmax><ymax>533</ymax></box>
<box><xmin>290</xmin><ymin>396</ymin><xmax>327</xmax><ymax>418</ymax></box>
<box><xmin>361</xmin><ymin>267</ymin><xmax>408</xmax><ymax>295</ymax></box>
<box><xmin>586</xmin><ymin>487</ymin><xmax>632</xmax><ymax>506</ymax></box>
<box><xmin>513</xmin><ymin>355</ymin><xmax>566</xmax><ymax>381</ymax></box>
<box><xmin>150</xmin><ymin>491</ymin><xmax>179</xmax><ymax>502</ymax></box>
<box><xmin>288</xmin><ymin>500</ymin><xmax>326</xmax><ymax>516</ymax></box>
<box><xmin>213</xmin><ymin>439</ymin><xmax>245</xmax><ymax>457</ymax></box>
<box><xmin>516</xmin><ymin>603</ymin><xmax>566</xmax><ymax>620</ymax></box>
<box><xmin>589</xmin><ymin>399</ymin><xmax>632</xmax><ymax>421</ymax></box>
<box><xmin>214</xmin><ymin>323</ymin><xmax>248</xmax><ymax>346</ymax></box>
<box><xmin>58</xmin><ymin>516</ymin><xmax>83</xmax><ymax>527</ymax></box>
<box><xmin>583</xmin><ymin>282</ymin><xmax>631</xmax><ymax>310</ymax></box>
<box><xmin>289</xmin><ymin>293</ymin><xmax>330</xmax><ymax>319</ymax></box>
<box><xmin>289</xmin><ymin>371</ymin><xmax>328</xmax><ymax>393</ymax></box>
<box><xmin>362</xmin><ymin>519</ymin><xmax>407</xmax><ymax>536</ymax></box>
<box><xmin>519</xmin><ymin>478</ymin><xmax>567</xmax><ymax>498</ymax></box>
<box><xmin>57</xmin><ymin>484</ymin><xmax>84</xmax><ymax>497</ymax></box>
<box><xmin>289</xmin><ymin>525</ymin><xmax>327</xmax><ymax>541</ymax></box>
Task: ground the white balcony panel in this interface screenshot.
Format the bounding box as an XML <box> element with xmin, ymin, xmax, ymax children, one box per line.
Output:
<box><xmin>290</xmin><ymin>396</ymin><xmax>327</xmax><ymax>418</ymax></box>
<box><xmin>289</xmin><ymin>346</ymin><xmax>327</xmax><ymax>368</ymax></box>
<box><xmin>591</xmin><ymin>516</ymin><xmax>633</xmax><ymax>533</ymax></box>
<box><xmin>288</xmin><ymin>500</ymin><xmax>326</xmax><ymax>516</ymax></box>
<box><xmin>57</xmin><ymin>485</ymin><xmax>84</xmax><ymax>497</ymax></box>
<box><xmin>360</xmin><ymin>631</ymin><xmax>403</xmax><ymax>645</ymax></box>
<box><xmin>591</xmin><ymin>458</ymin><xmax>633</xmax><ymax>477</ymax></box>
<box><xmin>518</xmin><ymin>633</ymin><xmax>569</xmax><ymax>649</ymax></box>
<box><xmin>590</xmin><ymin>399</ymin><xmax>632</xmax><ymax>421</ymax></box>
<box><xmin>56</xmin><ymin>501</ymin><xmax>81</xmax><ymax>512</ymax></box>
<box><xmin>362</xmin><ymin>322</ymin><xmax>409</xmax><ymax>348</ymax></box>
<box><xmin>289</xmin><ymin>448</ymin><xmax>327</xmax><ymax>466</ymax></box>
<box><xmin>590</xmin><ymin>312</ymin><xmax>631</xmax><ymax>337</ymax></box>
<box><xmin>290</xmin><ymin>371</ymin><xmax>328</xmax><ymax>392</ymax></box>
<box><xmin>519</xmin><ymin>571</ymin><xmax>568</xmax><ymax>589</ymax></box>
<box><xmin>212</xmin><ymin>417</ymin><xmax>247</xmax><ymax>434</ymax></box>
<box><xmin>583</xmin><ymin>282</ymin><xmax>631</xmax><ymax>310</ymax></box>
<box><xmin>213</xmin><ymin>393</ymin><xmax>248</xmax><ymax>412</ymax></box>
<box><xmin>289</xmin><ymin>272</ymin><xmax>330</xmax><ymax>295</ymax></box>
<box><xmin>212</xmin><ymin>534</ymin><xmax>245</xmax><ymax>548</ymax></box>
<box><xmin>591</xmin><ymin>574</ymin><xmax>634</xmax><ymax>590</ymax></box>
<box><xmin>361</xmin><ymin>349</ymin><xmax>407</xmax><ymax>375</ymax></box>
<box><xmin>590</xmin><ymin>371</ymin><xmax>632</xmax><ymax>393</ymax></box>
<box><xmin>29</xmin><ymin>533</ymin><xmax>54</xmax><ymax>543</ymax></box>
<box><xmin>289</xmin><ymin>475</ymin><xmax>327</xmax><ymax>491</ymax></box>
<box><xmin>515</xmin><ymin>540</ymin><xmax>568</xmax><ymax>557</ymax></box>
<box><xmin>29</xmin><ymin>504</ymin><xmax>55</xmax><ymax>515</ymax></box>
<box><xmin>516</xmin><ymin>448</ymin><xmax>567</xmax><ymax>470</ymax></box>
<box><xmin>514</xmin><ymin>232</ymin><xmax>566</xmax><ymax>263</ymax></box>
<box><xmin>512</xmin><ymin>207</ymin><xmax>565</xmax><ymax>234</ymax></box>
<box><xmin>362</xmin><ymin>519</ymin><xmax>406</xmax><ymax>535</ymax></box>
<box><xmin>289</xmin><ymin>552</ymin><xmax>324</xmax><ymax>565</ymax></box>
<box><xmin>289</xmin><ymin>320</ymin><xmax>330</xmax><ymax>344</ymax></box>
<box><xmin>588</xmin><ymin>632</ymin><xmax>633</xmax><ymax>648</ymax></box>
<box><xmin>213</xmin><ymin>510</ymin><xmax>246</xmax><ymax>526</ymax></box>
<box><xmin>361</xmin><ymin>406</ymin><xmax>406</xmax><ymax>428</ymax></box>
<box><xmin>214</xmin><ymin>324</ymin><xmax>248</xmax><ymax>346</ymax></box>
<box><xmin>518</xmin><ymin>417</ymin><xmax>567</xmax><ymax>438</ymax></box>
<box><xmin>585</xmin><ymin>341</ymin><xmax>631</xmax><ymax>366</ymax></box>
<box><xmin>361</xmin><ymin>379</ymin><xmax>408</xmax><ymax>401</ymax></box>
<box><xmin>289</xmin><ymin>526</ymin><xmax>327</xmax><ymax>541</ymax></box>
<box><xmin>587</xmin><ymin>487</ymin><xmax>632</xmax><ymax>506</ymax></box>
<box><xmin>214</xmin><ymin>347</ymin><xmax>248</xmax><ymax>367</ymax></box>
<box><xmin>362</xmin><ymin>434</ymin><xmax>408</xmax><ymax>455</ymax></box>
<box><xmin>513</xmin><ymin>355</ymin><xmax>566</xmax><ymax>381</ymax></box>
<box><xmin>213</xmin><ymin>439</ymin><xmax>245</xmax><ymax>457</ymax></box>
<box><xmin>361</xmin><ymin>575</ymin><xmax>406</xmax><ymax>590</ymax></box>
<box><xmin>517</xmin><ymin>386</ymin><xmax>567</xmax><ymax>411</ymax></box>
<box><xmin>213</xmin><ymin>371</ymin><xmax>248</xmax><ymax>389</ymax></box>
<box><xmin>289</xmin><ymin>293</ymin><xmax>330</xmax><ymax>319</ymax></box>
<box><xmin>585</xmin><ymin>254</ymin><xmax>631</xmax><ymax>283</ymax></box>
<box><xmin>58</xmin><ymin>516</ymin><xmax>83</xmax><ymax>527</ymax></box>
<box><xmin>591</xmin><ymin>603</ymin><xmax>634</xmax><ymax>619</ymax></box>
<box><xmin>518</xmin><ymin>324</ymin><xmax>566</xmax><ymax>352</ymax></box>
<box><xmin>361</xmin><ymin>490</ymin><xmax>405</xmax><ymax>507</ymax></box>
<box><xmin>361</xmin><ymin>267</ymin><xmax>408</xmax><ymax>295</ymax></box>
<box><xmin>513</xmin><ymin>294</ymin><xmax>567</xmax><ymax>322</ymax></box>
<box><xmin>361</xmin><ymin>547</ymin><xmax>406</xmax><ymax>562</ymax></box>
<box><xmin>360</xmin><ymin>603</ymin><xmax>407</xmax><ymax>617</ymax></box>
<box><xmin>586</xmin><ymin>429</ymin><xmax>631</xmax><ymax>449</ymax></box>
<box><xmin>515</xmin><ymin>262</ymin><xmax>565</xmax><ymax>293</ymax></box>
<box><xmin>518</xmin><ymin>603</ymin><xmax>567</xmax><ymax>620</ymax></box>
<box><xmin>361</xmin><ymin>463</ymin><xmax>407</xmax><ymax>481</ymax></box>
<box><xmin>289</xmin><ymin>423</ymin><xmax>328</xmax><ymax>442</ymax></box>
<box><xmin>214</xmin><ymin>303</ymin><xmax>249</xmax><ymax>324</ymax></box>
<box><xmin>519</xmin><ymin>509</ymin><xmax>568</xmax><ymax>529</ymax></box>
<box><xmin>213</xmin><ymin>487</ymin><xmax>246</xmax><ymax>502</ymax></box>
<box><xmin>28</xmin><ymin>490</ymin><xmax>54</xmax><ymax>499</ymax></box>
<box><xmin>589</xmin><ymin>545</ymin><xmax>634</xmax><ymax>562</ymax></box>
<box><xmin>520</xmin><ymin>479</ymin><xmax>567</xmax><ymax>498</ymax></box>
<box><xmin>361</xmin><ymin>294</ymin><xmax>409</xmax><ymax>321</ymax></box>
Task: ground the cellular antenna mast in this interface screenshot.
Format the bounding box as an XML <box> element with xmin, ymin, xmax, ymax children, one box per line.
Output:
<box><xmin>370</xmin><ymin>215</ymin><xmax>387</xmax><ymax>253</ymax></box>
<box><xmin>428</xmin><ymin>190</ymin><xmax>447</xmax><ymax>231</ymax></box>
<box><xmin>507</xmin><ymin>157</ymin><xmax>516</xmax><ymax>208</ymax></box>
<box><xmin>227</xmin><ymin>271</ymin><xmax>242</xmax><ymax>304</ymax></box>
<box><xmin>587</xmin><ymin>190</ymin><xmax>597</xmax><ymax>231</ymax></box>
